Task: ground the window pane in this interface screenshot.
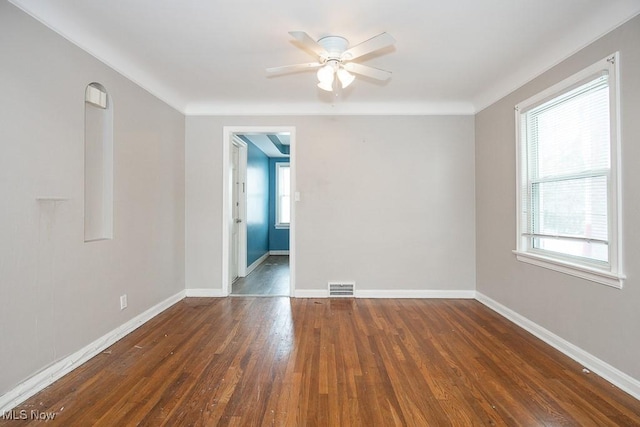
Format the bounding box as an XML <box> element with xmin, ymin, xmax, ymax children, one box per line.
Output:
<box><xmin>279</xmin><ymin>195</ymin><xmax>290</xmax><ymax>224</ymax></box>
<box><xmin>532</xmin><ymin>176</ymin><xmax>608</xmax><ymax>241</ymax></box>
<box><xmin>534</xmin><ymin>237</ymin><xmax>608</xmax><ymax>263</ymax></box>
<box><xmin>530</xmin><ymin>78</ymin><xmax>610</xmax><ymax>178</ymax></box>
<box><xmin>280</xmin><ymin>166</ymin><xmax>290</xmax><ymax>196</ymax></box>
<box><xmin>276</xmin><ymin>164</ymin><xmax>290</xmax><ymax>225</ymax></box>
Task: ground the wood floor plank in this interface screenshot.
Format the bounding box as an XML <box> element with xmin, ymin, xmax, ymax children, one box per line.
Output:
<box><xmin>3</xmin><ymin>297</ymin><xmax>639</xmax><ymax>426</ymax></box>
<box><xmin>231</xmin><ymin>256</ymin><xmax>290</xmax><ymax>296</ymax></box>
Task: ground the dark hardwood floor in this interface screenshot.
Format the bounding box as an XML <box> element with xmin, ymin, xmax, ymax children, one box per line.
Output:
<box><xmin>3</xmin><ymin>298</ymin><xmax>639</xmax><ymax>426</ymax></box>
<box><xmin>232</xmin><ymin>256</ymin><xmax>289</xmax><ymax>296</ymax></box>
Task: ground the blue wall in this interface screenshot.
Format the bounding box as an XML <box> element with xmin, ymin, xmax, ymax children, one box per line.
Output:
<box><xmin>269</xmin><ymin>158</ymin><xmax>290</xmax><ymax>251</ymax></box>
<box><xmin>246</xmin><ymin>141</ymin><xmax>270</xmax><ymax>265</ymax></box>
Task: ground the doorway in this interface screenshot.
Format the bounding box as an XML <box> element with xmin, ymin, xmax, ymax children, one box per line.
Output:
<box><xmin>222</xmin><ymin>126</ymin><xmax>296</xmax><ymax>297</ymax></box>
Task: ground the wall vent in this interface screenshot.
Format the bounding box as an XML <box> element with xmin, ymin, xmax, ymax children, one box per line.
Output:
<box><xmin>328</xmin><ymin>282</ymin><xmax>355</xmax><ymax>297</ymax></box>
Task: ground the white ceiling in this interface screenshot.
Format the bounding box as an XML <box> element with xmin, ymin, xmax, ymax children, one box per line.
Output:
<box><xmin>9</xmin><ymin>0</ymin><xmax>640</xmax><ymax>115</ymax></box>
<box><xmin>238</xmin><ymin>133</ymin><xmax>290</xmax><ymax>158</ymax></box>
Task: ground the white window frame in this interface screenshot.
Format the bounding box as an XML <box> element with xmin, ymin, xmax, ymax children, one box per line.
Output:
<box><xmin>513</xmin><ymin>53</ymin><xmax>625</xmax><ymax>289</ymax></box>
<box><xmin>275</xmin><ymin>162</ymin><xmax>290</xmax><ymax>229</ymax></box>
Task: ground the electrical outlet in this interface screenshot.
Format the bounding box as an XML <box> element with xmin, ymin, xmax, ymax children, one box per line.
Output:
<box><xmin>120</xmin><ymin>294</ymin><xmax>128</xmax><ymax>310</ymax></box>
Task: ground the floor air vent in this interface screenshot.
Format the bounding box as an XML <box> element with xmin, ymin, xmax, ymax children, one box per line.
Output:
<box><xmin>328</xmin><ymin>282</ymin><xmax>355</xmax><ymax>297</ymax></box>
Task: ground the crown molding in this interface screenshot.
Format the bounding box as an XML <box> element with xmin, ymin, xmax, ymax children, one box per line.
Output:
<box><xmin>184</xmin><ymin>101</ymin><xmax>475</xmax><ymax>116</ymax></box>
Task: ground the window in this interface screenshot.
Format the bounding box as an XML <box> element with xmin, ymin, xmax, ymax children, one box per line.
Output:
<box><xmin>514</xmin><ymin>53</ymin><xmax>624</xmax><ymax>288</ymax></box>
<box><xmin>275</xmin><ymin>162</ymin><xmax>290</xmax><ymax>228</ymax></box>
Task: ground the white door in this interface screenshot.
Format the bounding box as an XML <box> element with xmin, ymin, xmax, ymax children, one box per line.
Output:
<box><xmin>230</xmin><ymin>143</ymin><xmax>240</xmax><ymax>282</ymax></box>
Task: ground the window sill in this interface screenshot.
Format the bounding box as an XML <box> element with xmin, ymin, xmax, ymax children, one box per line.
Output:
<box><xmin>512</xmin><ymin>250</ymin><xmax>624</xmax><ymax>289</ymax></box>
<box><xmin>275</xmin><ymin>224</ymin><xmax>290</xmax><ymax>230</ymax></box>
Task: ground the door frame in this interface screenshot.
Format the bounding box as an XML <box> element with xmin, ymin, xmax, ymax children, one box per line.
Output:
<box><xmin>222</xmin><ymin>126</ymin><xmax>296</xmax><ymax>297</ymax></box>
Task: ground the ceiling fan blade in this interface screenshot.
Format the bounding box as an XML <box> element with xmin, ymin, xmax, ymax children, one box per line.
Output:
<box><xmin>341</xmin><ymin>32</ymin><xmax>395</xmax><ymax>60</ymax></box>
<box><xmin>266</xmin><ymin>62</ymin><xmax>323</xmax><ymax>74</ymax></box>
<box><xmin>288</xmin><ymin>31</ymin><xmax>328</xmax><ymax>58</ymax></box>
<box><xmin>344</xmin><ymin>62</ymin><xmax>392</xmax><ymax>81</ymax></box>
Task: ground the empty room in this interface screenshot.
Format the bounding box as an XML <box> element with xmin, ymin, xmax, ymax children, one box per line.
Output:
<box><xmin>1</xmin><ymin>0</ymin><xmax>640</xmax><ymax>425</ymax></box>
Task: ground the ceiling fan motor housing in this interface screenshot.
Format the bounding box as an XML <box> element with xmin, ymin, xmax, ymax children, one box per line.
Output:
<box><xmin>318</xmin><ymin>36</ymin><xmax>350</xmax><ymax>60</ymax></box>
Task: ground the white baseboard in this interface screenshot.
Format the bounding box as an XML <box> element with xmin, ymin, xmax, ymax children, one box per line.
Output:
<box><xmin>294</xmin><ymin>289</ymin><xmax>328</xmax><ymax>298</ymax></box>
<box><xmin>293</xmin><ymin>289</ymin><xmax>476</xmax><ymax>299</ymax></box>
<box><xmin>357</xmin><ymin>289</ymin><xmax>476</xmax><ymax>299</ymax></box>
<box><xmin>475</xmin><ymin>292</ymin><xmax>640</xmax><ymax>401</ymax></box>
<box><xmin>185</xmin><ymin>288</ymin><xmax>225</xmax><ymax>297</ymax></box>
<box><xmin>269</xmin><ymin>250</ymin><xmax>289</xmax><ymax>255</ymax></box>
<box><xmin>0</xmin><ymin>290</ymin><xmax>186</xmax><ymax>413</ymax></box>
<box><xmin>246</xmin><ymin>252</ymin><xmax>270</xmax><ymax>276</ymax></box>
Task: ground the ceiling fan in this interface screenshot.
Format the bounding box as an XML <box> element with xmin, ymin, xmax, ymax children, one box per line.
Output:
<box><xmin>266</xmin><ymin>31</ymin><xmax>395</xmax><ymax>92</ymax></box>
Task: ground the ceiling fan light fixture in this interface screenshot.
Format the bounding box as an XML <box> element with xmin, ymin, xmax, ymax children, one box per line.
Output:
<box><xmin>337</xmin><ymin>67</ymin><xmax>355</xmax><ymax>88</ymax></box>
<box><xmin>316</xmin><ymin>63</ymin><xmax>335</xmax><ymax>84</ymax></box>
<box><xmin>269</xmin><ymin>31</ymin><xmax>395</xmax><ymax>93</ymax></box>
<box><xmin>317</xmin><ymin>80</ymin><xmax>334</xmax><ymax>92</ymax></box>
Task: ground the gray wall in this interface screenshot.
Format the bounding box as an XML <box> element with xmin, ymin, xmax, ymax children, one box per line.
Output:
<box><xmin>0</xmin><ymin>2</ymin><xmax>185</xmax><ymax>395</ymax></box>
<box><xmin>476</xmin><ymin>15</ymin><xmax>640</xmax><ymax>380</ymax></box>
<box><xmin>186</xmin><ymin>115</ymin><xmax>476</xmax><ymax>294</ymax></box>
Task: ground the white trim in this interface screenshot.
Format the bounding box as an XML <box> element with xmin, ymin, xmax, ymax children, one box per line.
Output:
<box><xmin>294</xmin><ymin>289</ymin><xmax>328</xmax><ymax>298</ymax></box>
<box><xmin>237</xmin><ymin>140</ymin><xmax>248</xmax><ymax>278</ymax></box>
<box><xmin>246</xmin><ymin>252</ymin><xmax>269</xmax><ymax>276</ymax></box>
<box><xmin>513</xmin><ymin>250</ymin><xmax>625</xmax><ymax>288</ymax></box>
<box><xmin>515</xmin><ymin>55</ymin><xmax>614</xmax><ymax>113</ymax></box>
<box><xmin>0</xmin><ymin>291</ymin><xmax>185</xmax><ymax>413</ymax></box>
<box><xmin>288</xmin><ymin>130</ymin><xmax>296</xmax><ymax>299</ymax></box>
<box><xmin>184</xmin><ymin>102</ymin><xmax>475</xmax><ymax>116</ymax></box>
<box><xmin>222</xmin><ymin>133</ymin><xmax>230</xmax><ymax>293</ymax></box>
<box><xmin>475</xmin><ymin>292</ymin><xmax>640</xmax><ymax>401</ymax></box>
<box><xmin>222</xmin><ymin>126</ymin><xmax>297</xmax><ymax>298</ymax></box>
<box><xmin>356</xmin><ymin>290</ymin><xmax>476</xmax><ymax>299</ymax></box>
<box><xmin>293</xmin><ymin>289</ymin><xmax>476</xmax><ymax>299</ymax></box>
<box><xmin>184</xmin><ymin>288</ymin><xmax>225</xmax><ymax>297</ymax></box>
<box><xmin>269</xmin><ymin>250</ymin><xmax>289</xmax><ymax>255</ymax></box>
